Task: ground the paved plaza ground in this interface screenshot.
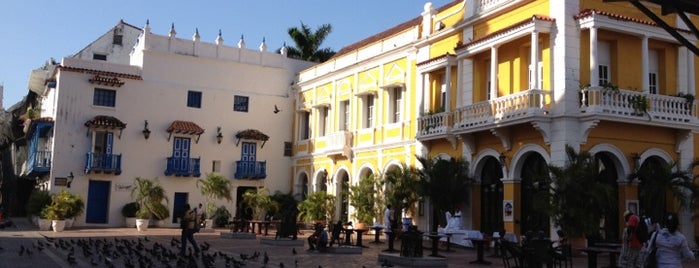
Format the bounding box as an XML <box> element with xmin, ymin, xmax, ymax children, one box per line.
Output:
<box><xmin>0</xmin><ymin>217</ymin><xmax>697</xmax><ymax>268</ymax></box>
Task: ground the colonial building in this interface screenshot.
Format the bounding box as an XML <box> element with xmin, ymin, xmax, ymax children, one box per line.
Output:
<box><xmin>293</xmin><ymin>0</ymin><xmax>699</xmax><ymax>243</ymax></box>
<box><xmin>18</xmin><ymin>20</ymin><xmax>314</xmax><ymax>227</ymax></box>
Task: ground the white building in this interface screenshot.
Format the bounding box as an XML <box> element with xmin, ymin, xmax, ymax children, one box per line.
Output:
<box><xmin>23</xmin><ymin>21</ymin><xmax>314</xmax><ymax>227</ymax></box>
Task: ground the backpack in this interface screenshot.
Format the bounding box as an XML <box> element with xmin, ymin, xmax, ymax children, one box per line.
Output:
<box><xmin>636</xmin><ymin>217</ymin><xmax>649</xmax><ymax>243</ymax></box>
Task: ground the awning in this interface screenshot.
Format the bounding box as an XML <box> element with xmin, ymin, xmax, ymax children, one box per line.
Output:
<box><xmin>167</xmin><ymin>120</ymin><xmax>205</xmax><ymax>143</ymax></box>
<box><xmin>235</xmin><ymin>129</ymin><xmax>269</xmax><ymax>148</ymax></box>
<box><xmin>84</xmin><ymin>115</ymin><xmax>126</xmax><ymax>138</ymax></box>
<box><xmin>89</xmin><ymin>75</ymin><xmax>124</xmax><ymax>87</ymax></box>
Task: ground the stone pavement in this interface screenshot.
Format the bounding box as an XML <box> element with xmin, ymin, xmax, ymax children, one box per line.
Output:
<box><xmin>0</xmin><ymin>217</ymin><xmax>695</xmax><ymax>268</ymax></box>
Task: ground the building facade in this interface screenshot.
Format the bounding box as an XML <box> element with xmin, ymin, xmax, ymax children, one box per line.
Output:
<box><xmin>293</xmin><ymin>0</ymin><xmax>699</xmax><ymax>242</ymax></box>
<box><xmin>19</xmin><ymin>21</ymin><xmax>314</xmax><ymax>227</ymax></box>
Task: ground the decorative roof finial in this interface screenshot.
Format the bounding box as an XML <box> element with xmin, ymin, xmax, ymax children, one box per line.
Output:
<box><xmin>259</xmin><ymin>37</ymin><xmax>267</xmax><ymax>52</ymax></box>
<box><xmin>216</xmin><ymin>29</ymin><xmax>224</xmax><ymax>45</ymax></box>
<box><xmin>193</xmin><ymin>28</ymin><xmax>200</xmax><ymax>41</ymax></box>
<box><xmin>237</xmin><ymin>34</ymin><xmax>245</xmax><ymax>49</ymax></box>
<box><xmin>169</xmin><ymin>23</ymin><xmax>177</xmax><ymax>38</ymax></box>
<box><xmin>144</xmin><ymin>19</ymin><xmax>151</xmax><ymax>34</ymax></box>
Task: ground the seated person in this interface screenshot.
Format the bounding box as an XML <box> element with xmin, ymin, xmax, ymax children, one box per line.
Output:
<box><xmin>329</xmin><ymin>220</ymin><xmax>343</xmax><ymax>247</ymax></box>
<box><xmin>308</xmin><ymin>224</ymin><xmax>329</xmax><ymax>251</ymax></box>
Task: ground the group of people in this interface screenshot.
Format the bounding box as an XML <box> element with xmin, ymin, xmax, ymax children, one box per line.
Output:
<box><xmin>619</xmin><ymin>211</ymin><xmax>695</xmax><ymax>267</ymax></box>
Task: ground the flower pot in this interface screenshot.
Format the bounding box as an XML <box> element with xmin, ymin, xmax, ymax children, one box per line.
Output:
<box><xmin>204</xmin><ymin>219</ymin><xmax>214</xmax><ymax>229</ymax></box>
<box><xmin>136</xmin><ymin>219</ymin><xmax>149</xmax><ymax>231</ymax></box>
<box><xmin>125</xmin><ymin>217</ymin><xmax>137</xmax><ymax>228</ymax></box>
<box><xmin>38</xmin><ymin>219</ymin><xmax>51</xmax><ymax>231</ymax></box>
<box><xmin>154</xmin><ymin>220</ymin><xmax>166</xmax><ymax>227</ymax></box>
<box><xmin>52</xmin><ymin>220</ymin><xmax>66</xmax><ymax>232</ymax></box>
<box><xmin>65</xmin><ymin>218</ymin><xmax>74</xmax><ymax>228</ymax></box>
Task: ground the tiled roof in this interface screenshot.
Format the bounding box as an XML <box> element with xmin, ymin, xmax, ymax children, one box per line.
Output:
<box><xmin>416</xmin><ymin>53</ymin><xmax>454</xmax><ymax>67</ymax></box>
<box><xmin>574</xmin><ymin>9</ymin><xmax>690</xmax><ymax>33</ymax></box>
<box><xmin>84</xmin><ymin>115</ymin><xmax>127</xmax><ymax>129</ymax></box>
<box><xmin>333</xmin><ymin>0</ymin><xmax>461</xmax><ymax>58</ymax></box>
<box><xmin>235</xmin><ymin>129</ymin><xmax>269</xmax><ymax>141</ymax></box>
<box><xmin>455</xmin><ymin>15</ymin><xmax>555</xmax><ymax>51</ymax></box>
<box><xmin>167</xmin><ymin>121</ymin><xmax>205</xmax><ymax>135</ymax></box>
<box><xmin>89</xmin><ymin>75</ymin><xmax>125</xmax><ymax>87</ymax></box>
<box><xmin>59</xmin><ymin>65</ymin><xmax>142</xmax><ymax>80</ymax></box>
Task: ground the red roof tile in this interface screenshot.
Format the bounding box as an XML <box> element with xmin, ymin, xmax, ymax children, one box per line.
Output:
<box><xmin>59</xmin><ymin>65</ymin><xmax>142</xmax><ymax>80</ymax></box>
<box><xmin>89</xmin><ymin>75</ymin><xmax>125</xmax><ymax>87</ymax></box>
<box><xmin>574</xmin><ymin>9</ymin><xmax>690</xmax><ymax>33</ymax></box>
<box><xmin>167</xmin><ymin>121</ymin><xmax>205</xmax><ymax>135</ymax></box>
<box><xmin>235</xmin><ymin>129</ymin><xmax>269</xmax><ymax>141</ymax></box>
<box><xmin>84</xmin><ymin>115</ymin><xmax>127</xmax><ymax>129</ymax></box>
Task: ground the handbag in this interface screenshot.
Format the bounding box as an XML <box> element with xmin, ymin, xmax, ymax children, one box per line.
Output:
<box><xmin>640</xmin><ymin>231</ymin><xmax>658</xmax><ymax>268</ymax></box>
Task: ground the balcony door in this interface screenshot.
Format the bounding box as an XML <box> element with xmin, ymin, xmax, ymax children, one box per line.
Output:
<box><xmin>94</xmin><ymin>131</ymin><xmax>114</xmax><ymax>168</ymax></box>
<box><xmin>172</xmin><ymin>137</ymin><xmax>191</xmax><ymax>172</ymax></box>
<box><xmin>241</xmin><ymin>142</ymin><xmax>257</xmax><ymax>174</ymax></box>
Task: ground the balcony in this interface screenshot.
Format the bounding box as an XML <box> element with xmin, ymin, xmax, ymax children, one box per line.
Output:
<box><xmin>26</xmin><ymin>150</ymin><xmax>51</xmax><ymax>176</ymax></box>
<box><xmin>234</xmin><ymin>160</ymin><xmax>267</xmax><ymax>179</ymax></box>
<box><xmin>85</xmin><ymin>152</ymin><xmax>122</xmax><ymax>175</ymax></box>
<box><xmin>165</xmin><ymin>157</ymin><xmax>201</xmax><ymax>177</ymax></box>
<box><xmin>416</xmin><ymin>111</ymin><xmax>453</xmax><ymax>141</ymax></box>
<box><xmin>581</xmin><ymin>87</ymin><xmax>699</xmax><ymax>130</ymax></box>
<box><xmin>322</xmin><ymin>131</ymin><xmax>353</xmax><ymax>158</ymax></box>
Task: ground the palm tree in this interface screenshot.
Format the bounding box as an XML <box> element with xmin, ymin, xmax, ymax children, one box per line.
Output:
<box><xmin>630</xmin><ymin>158</ymin><xmax>699</xmax><ymax>222</ymax></box>
<box><xmin>197</xmin><ymin>173</ymin><xmax>232</xmax><ymax>217</ymax></box>
<box><xmin>242</xmin><ymin>188</ymin><xmax>278</xmax><ymax>220</ymax></box>
<box><xmin>130</xmin><ymin>177</ymin><xmax>168</xmax><ymax>219</ymax></box>
<box><xmin>384</xmin><ymin>163</ymin><xmax>422</xmax><ymax>228</ymax></box>
<box><xmin>285</xmin><ymin>22</ymin><xmax>336</xmax><ymax>62</ymax></box>
<box><xmin>416</xmin><ymin>157</ymin><xmax>474</xmax><ymax>232</ymax></box>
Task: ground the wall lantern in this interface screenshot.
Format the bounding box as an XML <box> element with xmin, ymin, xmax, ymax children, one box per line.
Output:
<box><xmin>499</xmin><ymin>153</ymin><xmax>507</xmax><ymax>166</ymax></box>
<box><xmin>216</xmin><ymin>127</ymin><xmax>223</xmax><ymax>144</ymax></box>
<box><xmin>631</xmin><ymin>153</ymin><xmax>641</xmax><ymax>171</ymax></box>
<box><xmin>67</xmin><ymin>172</ymin><xmax>74</xmax><ymax>188</ymax></box>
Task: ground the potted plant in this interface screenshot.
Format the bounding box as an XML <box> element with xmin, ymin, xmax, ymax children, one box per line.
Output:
<box><xmin>297</xmin><ymin>190</ymin><xmax>335</xmax><ymax>225</ymax></box>
<box><xmin>197</xmin><ymin>173</ymin><xmax>232</xmax><ymax>229</ymax></box>
<box><xmin>44</xmin><ymin>190</ymin><xmax>78</xmax><ymax>232</ymax></box>
<box><xmin>151</xmin><ymin>202</ymin><xmax>170</xmax><ymax>227</ymax></box>
<box><xmin>211</xmin><ymin>205</ymin><xmax>232</xmax><ymax>228</ymax></box>
<box><xmin>26</xmin><ymin>189</ymin><xmax>51</xmax><ymax>228</ymax></box>
<box><xmin>121</xmin><ymin>202</ymin><xmax>139</xmax><ymax>227</ymax></box>
<box><xmin>242</xmin><ymin>188</ymin><xmax>279</xmax><ymax>221</ymax></box>
<box><xmin>131</xmin><ymin>177</ymin><xmax>168</xmax><ymax>231</ymax></box>
<box><xmin>349</xmin><ymin>173</ymin><xmax>384</xmax><ymax>229</ymax></box>
<box><xmin>64</xmin><ymin>192</ymin><xmax>84</xmax><ymax>228</ymax></box>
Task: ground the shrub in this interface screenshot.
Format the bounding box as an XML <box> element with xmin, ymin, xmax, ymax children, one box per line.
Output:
<box><xmin>121</xmin><ymin>202</ymin><xmax>139</xmax><ymax>218</ymax></box>
<box><xmin>212</xmin><ymin>206</ymin><xmax>232</xmax><ymax>227</ymax></box>
<box><xmin>26</xmin><ymin>190</ymin><xmax>51</xmax><ymax>217</ymax></box>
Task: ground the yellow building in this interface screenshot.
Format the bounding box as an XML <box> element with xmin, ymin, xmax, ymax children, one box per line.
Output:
<box><xmin>294</xmin><ymin>0</ymin><xmax>699</xmax><ymax>243</ymax></box>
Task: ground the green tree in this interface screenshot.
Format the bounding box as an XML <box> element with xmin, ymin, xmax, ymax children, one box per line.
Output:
<box><xmin>416</xmin><ymin>157</ymin><xmax>474</xmax><ymax>231</ymax></box>
<box><xmin>384</xmin><ymin>163</ymin><xmax>421</xmax><ymax>225</ymax></box>
<box><xmin>540</xmin><ymin>145</ymin><xmax>615</xmax><ymax>238</ymax></box>
<box><xmin>297</xmin><ymin>191</ymin><xmax>336</xmax><ymax>223</ymax></box>
<box><xmin>349</xmin><ymin>173</ymin><xmax>384</xmax><ymax>224</ymax></box>
<box><xmin>242</xmin><ymin>188</ymin><xmax>278</xmax><ymax>220</ymax></box>
<box><xmin>130</xmin><ymin>177</ymin><xmax>168</xmax><ymax>219</ymax></box>
<box><xmin>197</xmin><ymin>173</ymin><xmax>232</xmax><ymax>217</ymax></box>
<box><xmin>630</xmin><ymin>158</ymin><xmax>699</xmax><ymax>221</ymax></box>
<box><xmin>285</xmin><ymin>22</ymin><xmax>336</xmax><ymax>62</ymax></box>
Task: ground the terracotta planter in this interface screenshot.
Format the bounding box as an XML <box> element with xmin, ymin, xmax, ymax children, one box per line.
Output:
<box><xmin>569</xmin><ymin>236</ymin><xmax>588</xmax><ymax>257</ymax></box>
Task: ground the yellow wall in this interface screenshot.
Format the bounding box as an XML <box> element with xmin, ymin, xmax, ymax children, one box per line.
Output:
<box><xmin>472</xmin><ymin>1</ymin><xmax>549</xmax><ymax>39</ymax></box>
<box><xmin>581</xmin><ymin>0</ymin><xmax>676</xmax><ymax>27</ymax></box>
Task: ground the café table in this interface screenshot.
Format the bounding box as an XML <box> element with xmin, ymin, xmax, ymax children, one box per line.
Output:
<box><xmin>354</xmin><ymin>228</ymin><xmax>370</xmax><ymax>247</ymax></box>
<box><xmin>465</xmin><ymin>237</ymin><xmax>492</xmax><ymax>265</ymax></box>
<box><xmin>344</xmin><ymin>228</ymin><xmax>355</xmax><ymax>245</ymax></box>
<box><xmin>370</xmin><ymin>226</ymin><xmax>384</xmax><ymax>244</ymax></box>
<box><xmin>579</xmin><ymin>246</ymin><xmax>621</xmax><ymax>268</ymax></box>
<box><xmin>425</xmin><ymin>233</ymin><xmax>445</xmax><ymax>258</ymax></box>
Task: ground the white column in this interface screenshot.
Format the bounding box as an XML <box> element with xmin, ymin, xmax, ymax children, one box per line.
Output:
<box><xmin>590</xmin><ymin>27</ymin><xmax>598</xmax><ymax>86</ymax></box>
<box><xmin>456</xmin><ymin>60</ymin><xmax>463</xmax><ymax>108</ymax></box>
<box><xmin>422</xmin><ymin>73</ymin><xmax>430</xmax><ymax>114</ymax></box>
<box><xmin>490</xmin><ymin>46</ymin><xmax>498</xmax><ymax>99</ymax></box>
<box><xmin>531</xmin><ymin>31</ymin><xmax>539</xmax><ymax>89</ymax></box>
<box><xmin>688</xmin><ymin>50</ymin><xmax>695</xmax><ymax>94</ymax></box>
<box><xmin>678</xmin><ymin>47</ymin><xmax>689</xmax><ymax>93</ymax></box>
<box><xmin>641</xmin><ymin>36</ymin><xmax>649</xmax><ymax>93</ymax></box>
<box><xmin>445</xmin><ymin>64</ymin><xmax>452</xmax><ymax>111</ymax></box>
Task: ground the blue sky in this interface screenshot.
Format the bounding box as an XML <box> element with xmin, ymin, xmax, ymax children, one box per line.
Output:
<box><xmin>0</xmin><ymin>0</ymin><xmax>453</xmax><ymax>108</ymax></box>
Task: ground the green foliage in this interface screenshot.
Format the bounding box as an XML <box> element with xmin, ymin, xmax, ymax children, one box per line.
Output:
<box><xmin>26</xmin><ymin>189</ymin><xmax>51</xmax><ymax>217</ymax></box>
<box><xmin>43</xmin><ymin>190</ymin><xmax>83</xmax><ymax>220</ymax></box>
<box><xmin>121</xmin><ymin>202</ymin><xmax>139</xmax><ymax>218</ymax></box>
<box><xmin>130</xmin><ymin>177</ymin><xmax>168</xmax><ymax>220</ymax></box>
<box><xmin>285</xmin><ymin>22</ymin><xmax>336</xmax><ymax>62</ymax></box>
<box><xmin>242</xmin><ymin>188</ymin><xmax>279</xmax><ymax>220</ymax></box>
<box><xmin>540</xmin><ymin>145</ymin><xmax>615</xmax><ymax>238</ymax></box>
<box><xmin>297</xmin><ymin>191</ymin><xmax>335</xmax><ymax>223</ymax></box>
<box><xmin>677</xmin><ymin>92</ymin><xmax>695</xmax><ymax>104</ymax></box>
<box><xmin>212</xmin><ymin>206</ymin><xmax>232</xmax><ymax>227</ymax></box>
<box><xmin>349</xmin><ymin>173</ymin><xmax>384</xmax><ymax>224</ymax></box>
<box><xmin>197</xmin><ymin>173</ymin><xmax>232</xmax><ymax>217</ymax></box>
<box><xmin>600</xmin><ymin>82</ymin><xmax>619</xmax><ymax>91</ymax></box>
<box><xmin>630</xmin><ymin>159</ymin><xmax>699</xmax><ymax>221</ymax></box>
<box><xmin>416</xmin><ymin>157</ymin><xmax>474</xmax><ymax>230</ymax></box>
<box><xmin>271</xmin><ymin>191</ymin><xmax>299</xmax><ymax>221</ymax></box>
<box><xmin>151</xmin><ymin>202</ymin><xmax>170</xmax><ymax>220</ymax></box>
<box><xmin>384</xmin><ymin>163</ymin><xmax>422</xmax><ymax>219</ymax></box>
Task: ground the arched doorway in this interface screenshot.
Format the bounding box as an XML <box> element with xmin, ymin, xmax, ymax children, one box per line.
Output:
<box><xmin>300</xmin><ymin>174</ymin><xmax>309</xmax><ymax>200</ymax></box>
<box><xmin>595</xmin><ymin>152</ymin><xmax>619</xmax><ymax>242</ymax></box>
<box><xmin>336</xmin><ymin>170</ymin><xmax>349</xmax><ymax>223</ymax></box>
<box><xmin>316</xmin><ymin>170</ymin><xmax>327</xmax><ymax>192</ymax></box>
<box><xmin>520</xmin><ymin>153</ymin><xmax>550</xmax><ymax>235</ymax></box>
<box><xmin>480</xmin><ymin>156</ymin><xmax>504</xmax><ymax>235</ymax></box>
<box><xmin>637</xmin><ymin>156</ymin><xmax>668</xmax><ymax>222</ymax></box>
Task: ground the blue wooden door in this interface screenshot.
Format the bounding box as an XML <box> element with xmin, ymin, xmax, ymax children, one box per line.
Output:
<box><xmin>173</xmin><ymin>192</ymin><xmax>188</xmax><ymax>224</ymax></box>
<box><xmin>241</xmin><ymin>142</ymin><xmax>256</xmax><ymax>174</ymax></box>
<box><xmin>86</xmin><ymin>180</ymin><xmax>110</xmax><ymax>224</ymax></box>
<box><xmin>173</xmin><ymin>137</ymin><xmax>191</xmax><ymax>172</ymax></box>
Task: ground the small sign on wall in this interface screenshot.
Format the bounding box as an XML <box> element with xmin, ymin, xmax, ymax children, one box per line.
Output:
<box><xmin>503</xmin><ymin>200</ymin><xmax>514</xmax><ymax>222</ymax></box>
<box><xmin>115</xmin><ymin>183</ymin><xmax>133</xmax><ymax>192</ymax></box>
<box><xmin>54</xmin><ymin>177</ymin><xmax>68</xmax><ymax>186</ymax></box>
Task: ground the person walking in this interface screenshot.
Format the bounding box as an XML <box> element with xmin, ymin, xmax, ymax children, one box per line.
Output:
<box><xmin>619</xmin><ymin>211</ymin><xmax>643</xmax><ymax>267</ymax></box>
<box><xmin>654</xmin><ymin>213</ymin><xmax>694</xmax><ymax>267</ymax></box>
<box><xmin>179</xmin><ymin>204</ymin><xmax>200</xmax><ymax>256</ymax></box>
